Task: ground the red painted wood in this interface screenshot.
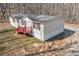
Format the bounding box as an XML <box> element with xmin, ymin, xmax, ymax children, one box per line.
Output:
<box><xmin>16</xmin><ymin>27</ymin><xmax>31</xmax><ymax>34</ymax></box>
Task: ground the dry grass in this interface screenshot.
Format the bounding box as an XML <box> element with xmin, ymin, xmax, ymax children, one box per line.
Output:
<box><xmin>65</xmin><ymin>23</ymin><xmax>79</xmax><ymax>28</ymax></box>
<box><xmin>0</xmin><ymin>22</ymin><xmax>79</xmax><ymax>56</ymax></box>
<box><xmin>0</xmin><ymin>22</ymin><xmax>42</xmax><ymax>55</ymax></box>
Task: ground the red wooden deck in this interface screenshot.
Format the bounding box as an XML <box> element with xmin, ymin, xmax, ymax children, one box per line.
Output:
<box><xmin>16</xmin><ymin>27</ymin><xmax>31</xmax><ymax>34</ymax></box>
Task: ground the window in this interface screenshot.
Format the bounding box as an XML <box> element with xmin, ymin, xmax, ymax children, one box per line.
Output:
<box><xmin>33</xmin><ymin>22</ymin><xmax>35</xmax><ymax>28</ymax></box>
<box><xmin>37</xmin><ymin>23</ymin><xmax>40</xmax><ymax>30</ymax></box>
<box><xmin>13</xmin><ymin>19</ymin><xmax>15</xmax><ymax>22</ymax></box>
<box><xmin>22</xmin><ymin>21</ymin><xmax>26</xmax><ymax>27</ymax></box>
<box><xmin>21</xmin><ymin>20</ymin><xmax>23</xmax><ymax>25</ymax></box>
<box><xmin>23</xmin><ymin>21</ymin><xmax>26</xmax><ymax>26</ymax></box>
<box><xmin>33</xmin><ymin>22</ymin><xmax>40</xmax><ymax>30</ymax></box>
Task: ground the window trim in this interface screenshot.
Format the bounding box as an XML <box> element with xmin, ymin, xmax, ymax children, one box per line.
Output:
<box><xmin>33</xmin><ymin>22</ymin><xmax>40</xmax><ymax>30</ymax></box>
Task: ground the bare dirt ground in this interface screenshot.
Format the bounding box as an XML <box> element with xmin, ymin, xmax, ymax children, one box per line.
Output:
<box><xmin>0</xmin><ymin>22</ymin><xmax>79</xmax><ymax>56</ymax></box>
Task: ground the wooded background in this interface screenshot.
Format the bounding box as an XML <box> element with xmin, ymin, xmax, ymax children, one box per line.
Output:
<box><xmin>0</xmin><ymin>3</ymin><xmax>79</xmax><ymax>24</ymax></box>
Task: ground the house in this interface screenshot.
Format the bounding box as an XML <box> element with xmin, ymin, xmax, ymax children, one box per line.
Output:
<box><xmin>9</xmin><ymin>14</ymin><xmax>64</xmax><ymax>41</ymax></box>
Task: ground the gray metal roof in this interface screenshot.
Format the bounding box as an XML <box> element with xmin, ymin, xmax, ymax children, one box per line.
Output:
<box><xmin>34</xmin><ymin>15</ymin><xmax>56</xmax><ymax>22</ymax></box>
<box><xmin>10</xmin><ymin>14</ymin><xmax>63</xmax><ymax>22</ymax></box>
<box><xmin>24</xmin><ymin>14</ymin><xmax>61</xmax><ymax>22</ymax></box>
<box><xmin>10</xmin><ymin>13</ymin><xmax>26</xmax><ymax>20</ymax></box>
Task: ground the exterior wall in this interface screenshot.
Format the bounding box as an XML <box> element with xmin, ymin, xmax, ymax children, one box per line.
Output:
<box><xmin>44</xmin><ymin>19</ymin><xmax>64</xmax><ymax>41</ymax></box>
<box><xmin>9</xmin><ymin>16</ymin><xmax>33</xmax><ymax>28</ymax></box>
<box><xmin>9</xmin><ymin>17</ymin><xmax>18</xmax><ymax>27</ymax></box>
<box><xmin>32</xmin><ymin>23</ymin><xmax>44</xmax><ymax>41</ymax></box>
<box><xmin>9</xmin><ymin>16</ymin><xmax>44</xmax><ymax>41</ymax></box>
<box><xmin>26</xmin><ymin>19</ymin><xmax>44</xmax><ymax>41</ymax></box>
<box><xmin>24</xmin><ymin>17</ymin><xmax>33</xmax><ymax>27</ymax></box>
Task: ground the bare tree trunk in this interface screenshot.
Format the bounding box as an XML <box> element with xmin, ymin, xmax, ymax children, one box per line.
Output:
<box><xmin>0</xmin><ymin>3</ymin><xmax>79</xmax><ymax>24</ymax></box>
